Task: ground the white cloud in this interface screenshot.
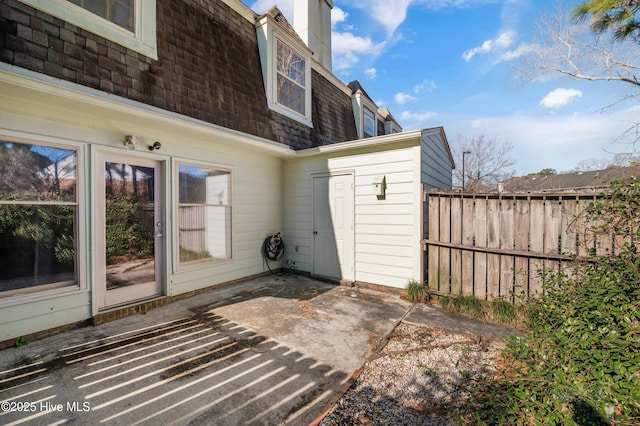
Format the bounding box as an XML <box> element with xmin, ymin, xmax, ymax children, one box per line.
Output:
<box><xmin>400</xmin><ymin>110</ymin><xmax>438</xmax><ymax>127</ymax></box>
<box><xmin>357</xmin><ymin>0</ymin><xmax>501</xmax><ymax>36</ymax></box>
<box><xmin>395</xmin><ymin>92</ymin><xmax>418</xmax><ymax>104</ymax></box>
<box><xmin>499</xmin><ymin>43</ymin><xmax>536</xmax><ymax>61</ymax></box>
<box><xmin>332</xmin><ymin>32</ymin><xmax>386</xmax><ymax>71</ymax></box>
<box><xmin>365</xmin><ymin>68</ymin><xmax>377</xmax><ymax>79</ymax></box>
<box><xmin>332</xmin><ymin>7</ymin><xmax>348</xmax><ymax>26</ymax></box>
<box><xmin>462</xmin><ymin>31</ymin><xmax>516</xmax><ymax>61</ymax></box>
<box><xmin>413</xmin><ymin>80</ymin><xmax>437</xmax><ymax>94</ymax></box>
<box><xmin>355</xmin><ymin>0</ymin><xmax>412</xmax><ymax>35</ymax></box>
<box><xmin>539</xmin><ymin>88</ymin><xmax>583</xmax><ymax>110</ymax></box>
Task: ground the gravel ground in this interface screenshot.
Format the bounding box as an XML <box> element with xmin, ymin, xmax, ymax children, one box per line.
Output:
<box><xmin>320</xmin><ymin>323</ymin><xmax>503</xmax><ymax>425</ymax></box>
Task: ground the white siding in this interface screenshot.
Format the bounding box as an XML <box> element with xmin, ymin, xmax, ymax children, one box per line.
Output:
<box><xmin>0</xmin><ymin>77</ymin><xmax>283</xmax><ymax>341</ymax></box>
<box><xmin>283</xmin><ymin>141</ymin><xmax>423</xmax><ymax>288</ymax></box>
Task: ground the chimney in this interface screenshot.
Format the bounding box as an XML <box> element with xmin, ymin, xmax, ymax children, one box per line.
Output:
<box><xmin>293</xmin><ymin>0</ymin><xmax>333</xmax><ymax>71</ymax></box>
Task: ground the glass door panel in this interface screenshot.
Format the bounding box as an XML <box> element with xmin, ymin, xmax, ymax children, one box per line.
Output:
<box><xmin>97</xmin><ymin>155</ymin><xmax>162</xmax><ymax>308</ymax></box>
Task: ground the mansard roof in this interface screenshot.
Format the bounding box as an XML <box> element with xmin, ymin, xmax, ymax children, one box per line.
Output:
<box><xmin>347</xmin><ymin>80</ymin><xmax>377</xmax><ymax>105</ymax></box>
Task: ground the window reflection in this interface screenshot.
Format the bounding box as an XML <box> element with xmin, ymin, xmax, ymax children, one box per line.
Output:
<box><xmin>0</xmin><ymin>140</ymin><xmax>78</xmax><ymax>296</ymax></box>
<box><xmin>178</xmin><ymin>164</ymin><xmax>232</xmax><ymax>265</ymax></box>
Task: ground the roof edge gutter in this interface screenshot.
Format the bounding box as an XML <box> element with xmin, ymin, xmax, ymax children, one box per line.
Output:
<box><xmin>0</xmin><ymin>64</ymin><xmax>295</xmax><ymax>158</ymax></box>
<box><xmin>295</xmin><ymin>129</ymin><xmax>424</xmax><ymax>157</ymax></box>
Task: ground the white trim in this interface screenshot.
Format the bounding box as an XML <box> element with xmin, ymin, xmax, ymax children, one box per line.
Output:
<box><xmin>351</xmin><ymin>90</ymin><xmax>380</xmax><ymax>139</ymax></box>
<box><xmin>363</xmin><ymin>107</ymin><xmax>376</xmax><ymax>138</ymax></box>
<box><xmin>296</xmin><ymin>130</ymin><xmax>423</xmax><ymax>157</ymax></box>
<box><xmin>0</xmin><ymin>65</ymin><xmax>295</xmax><ymax>158</ymax></box>
<box><xmin>219</xmin><ymin>0</ymin><xmax>257</xmax><ymax>22</ymax></box>
<box><xmin>0</xmin><ymin>135</ymin><xmax>86</xmax><ymax>304</ymax></box>
<box><xmin>255</xmin><ymin>16</ymin><xmax>314</xmax><ymax>128</ymax></box>
<box><xmin>18</xmin><ymin>0</ymin><xmax>157</xmax><ymax>60</ymax></box>
<box><xmin>174</xmin><ymin>161</ymin><xmax>234</xmax><ymax>271</ymax></box>
<box><xmin>95</xmin><ymin>153</ymin><xmax>164</xmax><ymax>308</ymax></box>
<box><xmin>311</xmin><ymin>171</ymin><xmax>355</xmax><ymax>281</ymax></box>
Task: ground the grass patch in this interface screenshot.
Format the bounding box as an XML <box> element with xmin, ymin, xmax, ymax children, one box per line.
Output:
<box><xmin>490</xmin><ymin>298</ymin><xmax>516</xmax><ymax>324</ymax></box>
<box><xmin>406</xmin><ymin>280</ymin><xmax>430</xmax><ymax>303</ymax></box>
<box><xmin>404</xmin><ymin>281</ymin><xmax>526</xmax><ymax>328</ymax></box>
<box><xmin>435</xmin><ymin>293</ymin><xmax>525</xmax><ymax>328</ymax></box>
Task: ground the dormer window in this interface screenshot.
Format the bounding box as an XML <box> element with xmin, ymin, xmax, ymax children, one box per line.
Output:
<box><xmin>363</xmin><ymin>108</ymin><xmax>376</xmax><ymax>138</ymax></box>
<box><xmin>348</xmin><ymin>81</ymin><xmax>381</xmax><ymax>139</ymax></box>
<box><xmin>256</xmin><ymin>7</ymin><xmax>313</xmax><ymax>127</ymax></box>
<box><xmin>276</xmin><ymin>39</ymin><xmax>306</xmax><ymax>116</ymax></box>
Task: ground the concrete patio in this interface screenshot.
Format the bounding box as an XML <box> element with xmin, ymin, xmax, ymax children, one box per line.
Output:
<box><xmin>0</xmin><ymin>274</ymin><xmax>518</xmax><ymax>425</ymax></box>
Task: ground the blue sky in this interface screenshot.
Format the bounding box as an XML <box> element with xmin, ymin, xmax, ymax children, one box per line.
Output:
<box><xmin>245</xmin><ymin>0</ymin><xmax>639</xmax><ymax>175</ymax></box>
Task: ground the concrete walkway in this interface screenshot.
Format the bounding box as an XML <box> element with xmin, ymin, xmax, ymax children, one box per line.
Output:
<box><xmin>0</xmin><ymin>275</ymin><xmax>519</xmax><ymax>425</ymax></box>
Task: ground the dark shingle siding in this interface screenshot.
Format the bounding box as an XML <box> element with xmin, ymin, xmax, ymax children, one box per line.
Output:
<box><xmin>269</xmin><ymin>71</ymin><xmax>357</xmax><ymax>149</ymax></box>
<box><xmin>0</xmin><ymin>0</ymin><xmax>277</xmax><ymax>141</ymax></box>
<box><xmin>310</xmin><ymin>71</ymin><xmax>358</xmax><ymax>146</ymax></box>
<box><xmin>0</xmin><ymin>0</ymin><xmax>360</xmax><ymax>149</ymax></box>
<box><xmin>377</xmin><ymin>118</ymin><xmax>385</xmax><ymax>137</ymax></box>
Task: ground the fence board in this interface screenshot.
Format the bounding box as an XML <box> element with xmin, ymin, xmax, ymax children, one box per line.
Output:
<box><xmin>561</xmin><ymin>198</ymin><xmax>578</xmax><ymax>255</ymax></box>
<box><xmin>425</xmin><ymin>193</ymin><xmax>640</xmax><ymax>299</ymax></box>
<box><xmin>461</xmin><ymin>197</ymin><xmax>475</xmax><ymax>296</ymax></box>
<box><xmin>423</xmin><ymin>190</ymin><xmax>631</xmax><ymax>301</ymax></box>
<box><xmin>428</xmin><ymin>196</ymin><xmax>440</xmax><ymax>290</ymax></box>
<box><xmin>473</xmin><ymin>198</ymin><xmax>487</xmax><ymax>299</ymax></box>
<box><xmin>528</xmin><ymin>198</ymin><xmax>545</xmax><ymax>296</ymax></box>
<box><xmin>450</xmin><ymin>197</ymin><xmax>463</xmax><ymax>295</ymax></box>
<box><xmin>513</xmin><ymin>198</ymin><xmax>530</xmax><ymax>298</ymax></box>
<box><xmin>486</xmin><ymin>198</ymin><xmax>500</xmax><ymax>298</ymax></box>
<box><xmin>438</xmin><ymin>196</ymin><xmax>452</xmax><ymax>294</ymax></box>
<box><xmin>499</xmin><ymin>199</ymin><xmax>515</xmax><ymax>298</ymax></box>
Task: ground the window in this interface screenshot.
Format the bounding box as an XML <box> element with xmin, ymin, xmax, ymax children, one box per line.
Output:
<box><xmin>276</xmin><ymin>39</ymin><xmax>306</xmax><ymax>116</ymax></box>
<box><xmin>0</xmin><ymin>140</ymin><xmax>78</xmax><ymax>298</ymax></box>
<box><xmin>364</xmin><ymin>108</ymin><xmax>376</xmax><ymax>138</ymax></box>
<box><xmin>255</xmin><ymin>15</ymin><xmax>313</xmax><ymax>126</ymax></box>
<box><xmin>67</xmin><ymin>0</ymin><xmax>134</xmax><ymax>32</ymax></box>
<box><xmin>18</xmin><ymin>0</ymin><xmax>157</xmax><ymax>59</ymax></box>
<box><xmin>178</xmin><ymin>164</ymin><xmax>232</xmax><ymax>266</ymax></box>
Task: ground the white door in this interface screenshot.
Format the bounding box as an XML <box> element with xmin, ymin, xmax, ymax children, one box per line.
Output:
<box><xmin>97</xmin><ymin>154</ymin><xmax>163</xmax><ymax>308</ymax></box>
<box><xmin>313</xmin><ymin>174</ymin><xmax>354</xmax><ymax>280</ymax></box>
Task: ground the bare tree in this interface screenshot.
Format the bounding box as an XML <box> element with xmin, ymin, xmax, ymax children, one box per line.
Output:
<box><xmin>574</xmin><ymin>152</ymin><xmax>640</xmax><ymax>170</ymax></box>
<box><xmin>519</xmin><ymin>2</ymin><xmax>640</xmax><ymax>148</ymax></box>
<box><xmin>452</xmin><ymin>133</ymin><xmax>516</xmax><ymax>192</ymax></box>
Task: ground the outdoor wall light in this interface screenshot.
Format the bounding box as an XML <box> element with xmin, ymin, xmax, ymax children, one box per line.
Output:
<box><xmin>373</xmin><ymin>175</ymin><xmax>386</xmax><ymax>200</ymax></box>
<box><xmin>148</xmin><ymin>141</ymin><xmax>162</xmax><ymax>151</ymax></box>
<box><xmin>124</xmin><ymin>135</ymin><xmax>139</xmax><ymax>150</ymax></box>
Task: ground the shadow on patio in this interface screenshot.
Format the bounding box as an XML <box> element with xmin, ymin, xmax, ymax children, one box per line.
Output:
<box><xmin>1</xmin><ymin>309</ymin><xmax>346</xmax><ymax>425</ymax></box>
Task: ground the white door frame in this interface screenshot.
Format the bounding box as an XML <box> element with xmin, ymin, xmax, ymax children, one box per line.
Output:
<box><xmin>312</xmin><ymin>172</ymin><xmax>354</xmax><ymax>281</ymax></box>
<box><xmin>96</xmin><ymin>153</ymin><xmax>164</xmax><ymax>309</ymax></box>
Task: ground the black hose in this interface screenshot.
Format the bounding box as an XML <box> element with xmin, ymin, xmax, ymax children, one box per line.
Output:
<box><xmin>262</xmin><ymin>232</ymin><xmax>285</xmax><ymax>274</ymax></box>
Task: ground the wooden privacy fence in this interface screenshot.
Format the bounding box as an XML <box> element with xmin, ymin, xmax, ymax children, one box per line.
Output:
<box><xmin>423</xmin><ymin>190</ymin><xmax>636</xmax><ymax>301</ymax></box>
